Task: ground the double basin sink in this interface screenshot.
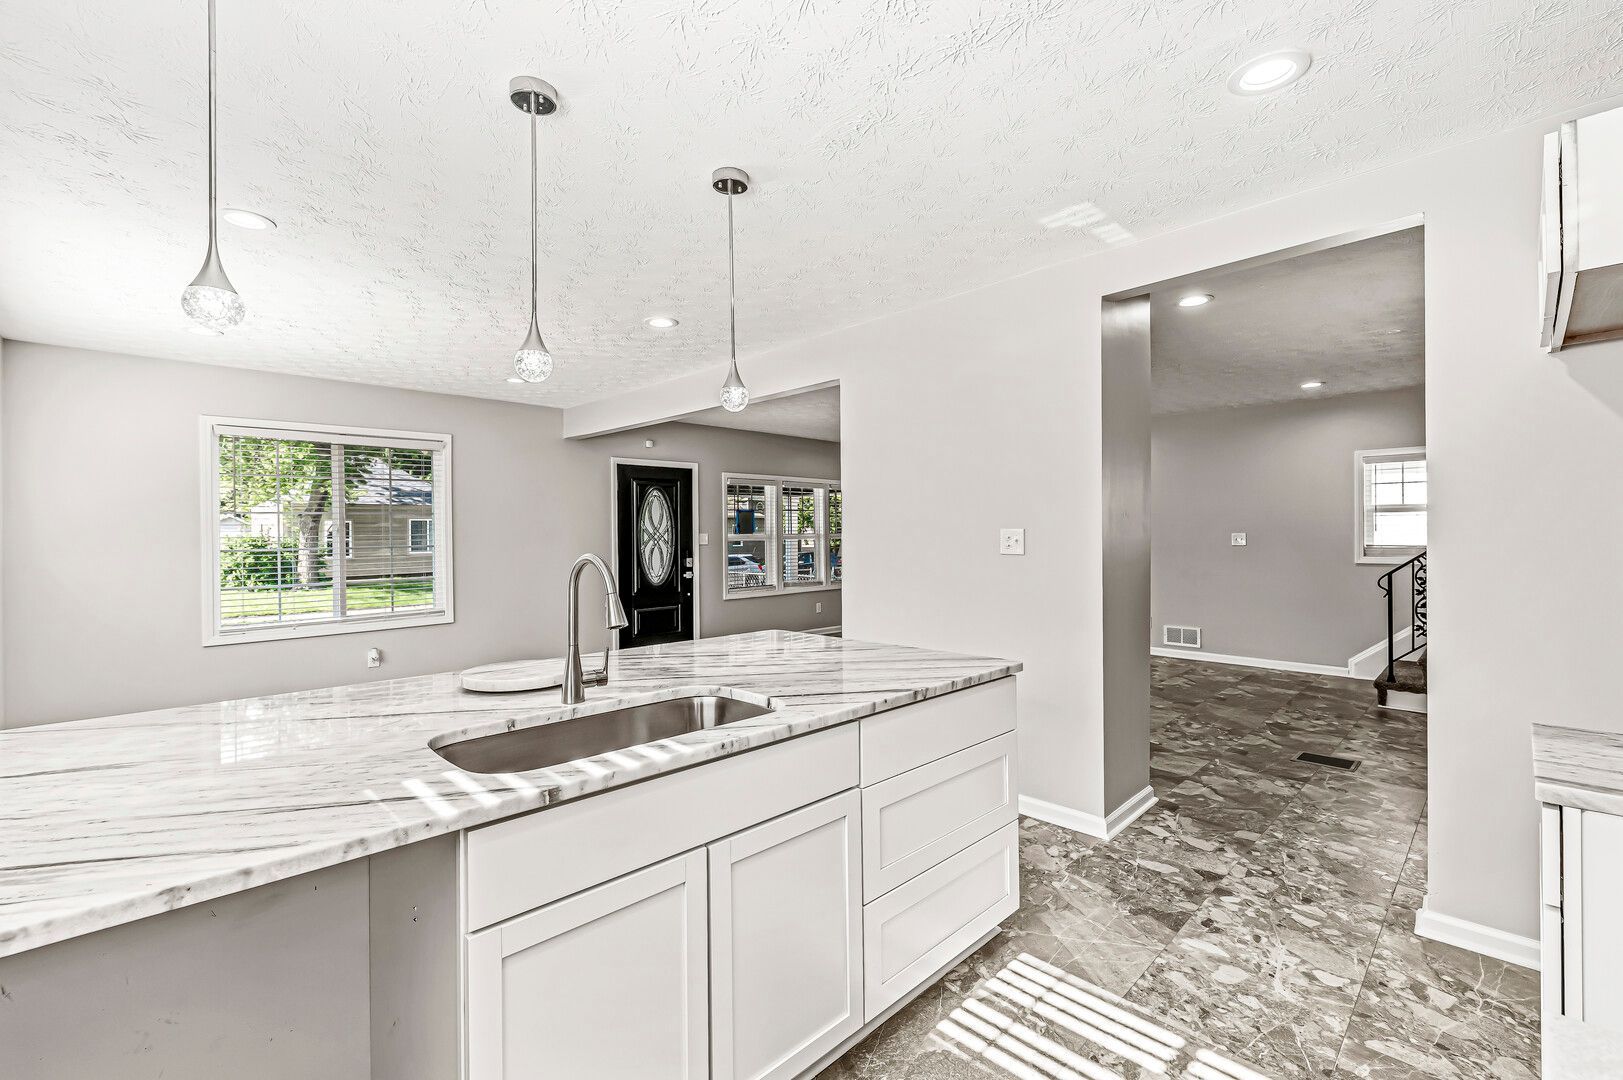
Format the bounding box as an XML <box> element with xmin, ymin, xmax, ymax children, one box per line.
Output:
<box><xmin>432</xmin><ymin>693</ymin><xmax>774</xmax><ymax>775</ymax></box>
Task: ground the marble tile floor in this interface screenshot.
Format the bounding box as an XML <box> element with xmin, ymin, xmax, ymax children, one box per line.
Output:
<box><xmin>820</xmin><ymin>656</ymin><xmax>1540</xmax><ymax>1080</ymax></box>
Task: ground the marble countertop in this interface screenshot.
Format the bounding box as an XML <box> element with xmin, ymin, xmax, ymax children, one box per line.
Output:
<box><xmin>1532</xmin><ymin>722</ymin><xmax>1623</xmax><ymax>816</ymax></box>
<box><xmin>0</xmin><ymin>631</ymin><xmax>1019</xmax><ymax>959</ymax></box>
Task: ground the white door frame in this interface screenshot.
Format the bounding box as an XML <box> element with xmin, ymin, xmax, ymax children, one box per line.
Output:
<box><xmin>610</xmin><ymin>457</ymin><xmax>703</xmax><ymax>642</ymax></box>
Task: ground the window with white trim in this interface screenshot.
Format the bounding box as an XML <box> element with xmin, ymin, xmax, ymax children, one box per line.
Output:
<box><xmin>723</xmin><ymin>473</ymin><xmax>841</xmax><ymax>598</ymax></box>
<box><xmin>325</xmin><ymin>520</ymin><xmax>353</xmax><ymax>558</ymax></box>
<box><xmin>207</xmin><ymin>418</ymin><xmax>453</xmax><ymax>644</ymax></box>
<box><xmin>1356</xmin><ymin>446</ymin><xmax>1427</xmax><ymax>563</ymax></box>
<box><xmin>408</xmin><ymin>517</ymin><xmax>433</xmax><ymax>555</ymax></box>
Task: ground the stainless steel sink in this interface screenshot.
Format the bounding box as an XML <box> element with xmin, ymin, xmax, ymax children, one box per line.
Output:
<box><xmin>433</xmin><ymin>694</ymin><xmax>774</xmax><ymax>774</ymax></box>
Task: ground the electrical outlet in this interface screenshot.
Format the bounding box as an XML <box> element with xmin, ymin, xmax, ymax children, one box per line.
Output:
<box><xmin>999</xmin><ymin>528</ymin><xmax>1026</xmax><ymax>556</ymax></box>
<box><xmin>1231</xmin><ymin>532</ymin><xmax>1247</xmax><ymax>546</ymax></box>
<box><xmin>367</xmin><ymin>647</ymin><xmax>382</xmax><ymax>668</ymax></box>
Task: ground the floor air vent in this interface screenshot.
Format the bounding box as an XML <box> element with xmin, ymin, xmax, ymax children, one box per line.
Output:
<box><xmin>1296</xmin><ymin>752</ymin><xmax>1361</xmax><ymax>771</ymax></box>
<box><xmin>1162</xmin><ymin>625</ymin><xmax>1201</xmax><ymax>648</ymax></box>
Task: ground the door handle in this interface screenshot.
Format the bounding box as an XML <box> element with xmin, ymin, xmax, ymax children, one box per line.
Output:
<box><xmin>682</xmin><ymin>571</ymin><xmax>694</xmax><ymax>579</ymax></box>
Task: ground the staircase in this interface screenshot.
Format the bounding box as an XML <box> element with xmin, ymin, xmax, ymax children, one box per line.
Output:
<box><xmin>1374</xmin><ymin>550</ymin><xmax>1427</xmax><ymax>709</ymax></box>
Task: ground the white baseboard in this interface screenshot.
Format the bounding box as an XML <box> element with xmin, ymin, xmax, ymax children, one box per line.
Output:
<box><xmin>1348</xmin><ymin>628</ymin><xmax>1413</xmax><ymax>680</ymax></box>
<box><xmin>1150</xmin><ymin>647</ymin><xmax>1355</xmax><ymax>680</ymax></box>
<box><xmin>799</xmin><ymin>625</ymin><xmax>842</xmax><ymax>636</ymax></box>
<box><xmin>1020</xmin><ymin>785</ymin><xmax>1157</xmax><ymax>842</ymax></box>
<box><xmin>1414</xmin><ymin>900</ymin><xmax>1540</xmax><ymax>970</ymax></box>
<box><xmin>1379</xmin><ymin>689</ymin><xmax>1427</xmax><ymax>714</ymax></box>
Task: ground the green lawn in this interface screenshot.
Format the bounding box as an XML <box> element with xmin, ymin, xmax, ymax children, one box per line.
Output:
<box><xmin>222</xmin><ymin>580</ymin><xmax>434</xmax><ymax>620</ymax></box>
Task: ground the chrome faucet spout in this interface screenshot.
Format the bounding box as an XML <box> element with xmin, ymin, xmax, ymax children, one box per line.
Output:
<box><xmin>564</xmin><ymin>554</ymin><xmax>629</xmax><ymax>705</ymax></box>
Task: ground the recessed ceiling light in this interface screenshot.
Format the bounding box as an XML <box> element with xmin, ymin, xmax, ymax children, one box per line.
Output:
<box><xmin>1228</xmin><ymin>50</ymin><xmax>1313</xmax><ymax>97</ymax></box>
<box><xmin>1177</xmin><ymin>294</ymin><xmax>1213</xmax><ymax>308</ymax></box>
<box><xmin>187</xmin><ymin>324</ymin><xmax>224</xmax><ymax>336</ymax></box>
<box><xmin>221</xmin><ymin>207</ymin><xmax>276</xmax><ymax>230</ymax></box>
<box><xmin>644</xmin><ymin>316</ymin><xmax>679</xmax><ymax>329</ymax></box>
<box><xmin>1300</xmin><ymin>380</ymin><xmax>1325</xmax><ymax>390</ymax></box>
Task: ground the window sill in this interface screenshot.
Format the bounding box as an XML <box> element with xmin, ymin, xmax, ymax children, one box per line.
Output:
<box><xmin>204</xmin><ymin>609</ymin><xmax>453</xmax><ymax>647</ymax></box>
<box><xmin>723</xmin><ymin>583</ymin><xmax>843</xmax><ymax>601</ymax></box>
<box><xmin>1355</xmin><ymin>554</ymin><xmax>1423</xmax><ymax>566</ymax></box>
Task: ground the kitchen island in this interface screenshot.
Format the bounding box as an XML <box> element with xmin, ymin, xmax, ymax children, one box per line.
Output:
<box><xmin>0</xmin><ymin>630</ymin><xmax>1021</xmax><ymax>1079</ymax></box>
<box><xmin>1533</xmin><ymin>722</ymin><xmax>1623</xmax><ymax>1079</ymax></box>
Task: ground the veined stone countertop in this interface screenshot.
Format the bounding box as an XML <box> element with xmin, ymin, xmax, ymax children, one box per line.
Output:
<box><xmin>0</xmin><ymin>631</ymin><xmax>1019</xmax><ymax>959</ymax></box>
<box><xmin>1532</xmin><ymin>722</ymin><xmax>1623</xmax><ymax>816</ymax></box>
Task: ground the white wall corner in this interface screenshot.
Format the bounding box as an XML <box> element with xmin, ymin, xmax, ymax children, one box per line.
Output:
<box><xmin>1414</xmin><ymin>898</ymin><xmax>1541</xmax><ymax>970</ymax></box>
<box><xmin>1021</xmin><ymin>785</ymin><xmax>1157</xmax><ymax>842</ymax></box>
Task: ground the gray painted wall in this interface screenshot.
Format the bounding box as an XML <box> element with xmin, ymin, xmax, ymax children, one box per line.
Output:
<box><xmin>581</xmin><ymin>422</ymin><xmax>841</xmax><ymax>641</ymax></box>
<box><xmin>1150</xmin><ymin>387</ymin><xmax>1426</xmax><ymax>669</ymax></box>
<box><xmin>1</xmin><ymin>342</ymin><xmax>837</xmax><ymax>727</ymax></box>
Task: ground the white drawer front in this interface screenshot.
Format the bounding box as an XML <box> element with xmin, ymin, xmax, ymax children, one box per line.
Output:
<box><xmin>861</xmin><ymin>821</ymin><xmax>1020</xmax><ymax>1020</ymax></box>
<box><xmin>465</xmin><ymin>725</ymin><xmax>858</xmax><ymax>930</ymax></box>
<box><xmin>862</xmin><ymin>732</ymin><xmax>1017</xmax><ymax>901</ymax></box>
<box><xmin>861</xmin><ymin>678</ymin><xmax>1017</xmax><ymax>785</ymax></box>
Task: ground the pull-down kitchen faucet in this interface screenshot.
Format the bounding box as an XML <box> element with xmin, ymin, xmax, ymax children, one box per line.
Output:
<box><xmin>564</xmin><ymin>554</ymin><xmax>630</xmax><ymax>705</ymax></box>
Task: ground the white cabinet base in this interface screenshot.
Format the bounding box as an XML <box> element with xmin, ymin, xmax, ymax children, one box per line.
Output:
<box><xmin>710</xmin><ymin>791</ymin><xmax>863</xmax><ymax>1080</ymax></box>
<box><xmin>466</xmin><ymin>850</ymin><xmax>709</xmax><ymax>1080</ymax></box>
<box><xmin>862</xmin><ymin>822</ymin><xmax>1020</xmax><ymax>1020</ymax></box>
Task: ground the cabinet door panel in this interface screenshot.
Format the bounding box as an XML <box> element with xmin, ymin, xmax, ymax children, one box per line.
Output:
<box><xmin>862</xmin><ymin>732</ymin><xmax>1017</xmax><ymax>900</ymax></box>
<box><xmin>710</xmin><ymin>791</ymin><xmax>862</xmax><ymax>1080</ymax></box>
<box><xmin>1579</xmin><ymin>808</ymin><xmax>1623</xmax><ymax>1022</ymax></box>
<box><xmin>467</xmin><ymin>849</ymin><xmax>708</xmax><ymax>1080</ymax></box>
<box><xmin>863</xmin><ymin>821</ymin><xmax>1019</xmax><ymax>1020</ymax></box>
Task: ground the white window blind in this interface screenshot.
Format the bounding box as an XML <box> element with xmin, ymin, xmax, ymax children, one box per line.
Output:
<box><xmin>207</xmin><ymin>418</ymin><xmax>453</xmax><ymax>644</ymax></box>
<box><xmin>828</xmin><ymin>486</ymin><xmax>842</xmax><ymax>584</ymax></box>
<box><xmin>722</xmin><ymin>473</ymin><xmax>841</xmax><ymax>599</ymax></box>
<box><xmin>1356</xmin><ymin>447</ymin><xmax>1427</xmax><ymax>562</ymax></box>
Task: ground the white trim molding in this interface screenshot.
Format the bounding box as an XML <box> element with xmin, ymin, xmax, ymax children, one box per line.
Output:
<box><xmin>1414</xmin><ymin>899</ymin><xmax>1541</xmax><ymax>970</ymax></box>
<box><xmin>1020</xmin><ymin>785</ymin><xmax>1157</xmax><ymax>842</ymax></box>
<box><xmin>1347</xmin><ymin>627</ymin><xmax>1414</xmax><ymax>680</ymax></box>
<box><xmin>1150</xmin><ymin>647</ymin><xmax>1355</xmax><ymax>680</ymax></box>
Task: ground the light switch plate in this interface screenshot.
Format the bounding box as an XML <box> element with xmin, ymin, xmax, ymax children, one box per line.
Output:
<box><xmin>699</xmin><ymin>533</ymin><xmax>709</xmax><ymax>546</ymax></box>
<box><xmin>1231</xmin><ymin>532</ymin><xmax>1247</xmax><ymax>546</ymax></box>
<box><xmin>1000</xmin><ymin>528</ymin><xmax>1026</xmax><ymax>555</ymax></box>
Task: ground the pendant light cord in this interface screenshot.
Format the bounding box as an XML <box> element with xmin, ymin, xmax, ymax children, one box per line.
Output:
<box><xmin>727</xmin><ymin>192</ymin><xmax>737</xmax><ymax>363</ymax></box>
<box><xmin>206</xmin><ymin>0</ymin><xmax>218</xmax><ymax>249</ymax></box>
<box><xmin>529</xmin><ymin>94</ymin><xmax>539</xmax><ymax>322</ymax></box>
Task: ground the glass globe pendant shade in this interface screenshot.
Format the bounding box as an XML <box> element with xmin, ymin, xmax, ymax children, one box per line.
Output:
<box><xmin>181</xmin><ymin>244</ymin><xmax>245</xmax><ymax>331</ymax></box>
<box><xmin>514</xmin><ymin>316</ymin><xmax>553</xmax><ymax>383</ymax></box>
<box><xmin>719</xmin><ymin>359</ymin><xmax>749</xmax><ymax>413</ymax></box>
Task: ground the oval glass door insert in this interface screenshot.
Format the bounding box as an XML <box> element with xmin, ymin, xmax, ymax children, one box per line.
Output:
<box><xmin>638</xmin><ymin>488</ymin><xmax>674</xmax><ymax>586</ymax></box>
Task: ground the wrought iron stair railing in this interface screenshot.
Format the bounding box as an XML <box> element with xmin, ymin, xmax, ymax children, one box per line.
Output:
<box><xmin>1376</xmin><ymin>550</ymin><xmax>1426</xmax><ymax>690</ymax></box>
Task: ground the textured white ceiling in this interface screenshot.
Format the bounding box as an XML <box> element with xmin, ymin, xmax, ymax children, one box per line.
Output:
<box><xmin>1151</xmin><ymin>226</ymin><xmax>1424</xmax><ymax>414</ymax></box>
<box><xmin>0</xmin><ymin>1</ymin><xmax>1617</xmax><ymax>408</ymax></box>
<box><xmin>681</xmin><ymin>384</ymin><xmax>840</xmax><ymax>442</ymax></box>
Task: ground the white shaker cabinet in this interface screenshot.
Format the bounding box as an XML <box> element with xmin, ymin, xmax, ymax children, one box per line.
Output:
<box><xmin>1544</xmin><ymin>803</ymin><xmax>1623</xmax><ymax>1026</ymax></box>
<box><xmin>709</xmin><ymin>790</ymin><xmax>863</xmax><ymax>1080</ymax></box>
<box><xmin>466</xmin><ymin>849</ymin><xmax>710</xmax><ymax>1080</ymax></box>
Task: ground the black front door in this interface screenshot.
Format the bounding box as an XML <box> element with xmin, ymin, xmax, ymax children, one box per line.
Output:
<box><xmin>615</xmin><ymin>463</ymin><xmax>695</xmax><ymax>648</ymax></box>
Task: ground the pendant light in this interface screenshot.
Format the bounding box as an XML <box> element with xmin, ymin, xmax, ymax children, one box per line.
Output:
<box><xmin>180</xmin><ymin>0</ymin><xmax>245</xmax><ymax>331</ymax></box>
<box><xmin>510</xmin><ymin>75</ymin><xmax>558</xmax><ymax>383</ymax></box>
<box><xmin>713</xmin><ymin>167</ymin><xmax>750</xmax><ymax>413</ymax></box>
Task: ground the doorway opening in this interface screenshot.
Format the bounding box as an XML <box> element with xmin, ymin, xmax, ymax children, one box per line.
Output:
<box><xmin>613</xmin><ymin>459</ymin><xmax>699</xmax><ymax>648</ymax></box>
<box><xmin>1100</xmin><ymin>216</ymin><xmax>1430</xmax><ymax>808</ymax></box>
